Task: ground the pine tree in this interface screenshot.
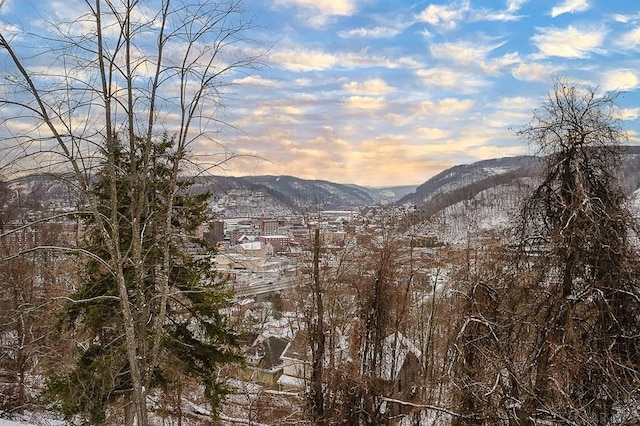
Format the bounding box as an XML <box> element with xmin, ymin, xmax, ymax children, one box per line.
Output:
<box><xmin>46</xmin><ymin>136</ymin><xmax>241</xmax><ymax>424</ymax></box>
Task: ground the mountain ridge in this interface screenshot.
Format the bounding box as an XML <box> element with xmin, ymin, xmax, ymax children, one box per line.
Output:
<box><xmin>4</xmin><ymin>146</ymin><xmax>640</xmax><ymax>219</ymax></box>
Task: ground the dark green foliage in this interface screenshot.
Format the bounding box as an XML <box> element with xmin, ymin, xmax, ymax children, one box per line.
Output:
<box><xmin>46</xmin><ymin>345</ymin><xmax>129</xmax><ymax>425</ymax></box>
<box><xmin>45</xmin><ymin>135</ymin><xmax>241</xmax><ymax>423</ymax></box>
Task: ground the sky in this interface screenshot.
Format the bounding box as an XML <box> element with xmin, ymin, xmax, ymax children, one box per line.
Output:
<box><xmin>1</xmin><ymin>0</ymin><xmax>640</xmax><ymax>187</ymax></box>
<box><xmin>224</xmin><ymin>0</ymin><xmax>640</xmax><ymax>186</ymax></box>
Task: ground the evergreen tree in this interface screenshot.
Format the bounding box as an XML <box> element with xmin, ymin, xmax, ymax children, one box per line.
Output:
<box><xmin>46</xmin><ymin>136</ymin><xmax>241</xmax><ymax>424</ymax></box>
<box><xmin>0</xmin><ymin>2</ymin><xmax>259</xmax><ymax>422</ymax></box>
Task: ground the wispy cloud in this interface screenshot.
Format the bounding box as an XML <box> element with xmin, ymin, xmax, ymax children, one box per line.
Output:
<box><xmin>511</xmin><ymin>62</ymin><xmax>558</xmax><ymax>82</ymax></box>
<box><xmin>550</xmin><ymin>0</ymin><xmax>590</xmax><ymax>18</ymax></box>
<box><xmin>419</xmin><ymin>98</ymin><xmax>475</xmax><ymax>115</ymax></box>
<box><xmin>267</xmin><ymin>41</ymin><xmax>423</xmax><ymax>72</ymax></box>
<box><xmin>268</xmin><ymin>48</ymin><xmax>339</xmax><ymax>71</ymax></box>
<box><xmin>337</xmin><ymin>25</ymin><xmax>405</xmax><ymax>38</ymax></box>
<box><xmin>416</xmin><ymin>67</ymin><xmax>489</xmax><ymax>93</ymax></box>
<box><xmin>507</xmin><ymin>0</ymin><xmax>529</xmax><ymax>13</ymax></box>
<box><xmin>232</xmin><ymin>76</ymin><xmax>281</xmax><ymax>87</ymax></box>
<box><xmin>601</xmin><ymin>69</ymin><xmax>640</xmax><ymax>91</ymax></box>
<box><xmin>531</xmin><ymin>25</ymin><xmax>606</xmax><ymax>58</ymax></box>
<box><xmin>274</xmin><ymin>0</ymin><xmax>355</xmax><ymax>15</ymax></box>
<box><xmin>429</xmin><ymin>39</ymin><xmax>505</xmax><ymax>65</ymax></box>
<box><xmin>342</xmin><ymin>78</ymin><xmax>396</xmax><ymax>95</ymax></box>
<box><xmin>614</xmin><ymin>107</ymin><xmax>640</xmax><ymax>121</ymax></box>
<box><xmin>471</xmin><ymin>1</ymin><xmax>528</xmax><ymax>23</ymax></box>
<box><xmin>343</xmin><ymin>96</ymin><xmax>386</xmax><ymax>110</ymax></box>
<box><xmin>274</xmin><ymin>0</ymin><xmax>356</xmax><ymax>28</ymax></box>
<box><xmin>416</xmin><ymin>1</ymin><xmax>470</xmax><ymax>31</ymax></box>
<box><xmin>615</xmin><ymin>27</ymin><xmax>640</xmax><ymax>51</ymax></box>
<box><xmin>416</xmin><ymin>127</ymin><xmax>449</xmax><ymax>140</ymax></box>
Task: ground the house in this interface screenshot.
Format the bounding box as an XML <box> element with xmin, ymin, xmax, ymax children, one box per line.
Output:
<box><xmin>245</xmin><ymin>336</ymin><xmax>289</xmax><ymax>388</ymax></box>
<box><xmin>277</xmin><ymin>330</ymin><xmax>309</xmax><ymax>390</ymax></box>
<box><xmin>380</xmin><ymin>332</ymin><xmax>422</xmax><ymax>396</ymax></box>
<box><xmin>379</xmin><ymin>332</ymin><xmax>423</xmax><ymax>418</ymax></box>
<box><xmin>277</xmin><ymin>328</ymin><xmax>422</xmax><ymax>397</ymax></box>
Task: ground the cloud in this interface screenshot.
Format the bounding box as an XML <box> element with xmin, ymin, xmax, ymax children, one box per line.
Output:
<box><xmin>343</xmin><ymin>96</ymin><xmax>386</xmax><ymax>110</ymax></box>
<box><xmin>416</xmin><ymin>1</ymin><xmax>470</xmax><ymax>30</ymax></box>
<box><xmin>338</xmin><ymin>23</ymin><xmax>408</xmax><ymax>39</ymax></box>
<box><xmin>613</xmin><ymin>107</ymin><xmax>640</xmax><ymax>121</ymax></box>
<box><xmin>481</xmin><ymin>52</ymin><xmax>521</xmax><ymax>75</ymax></box>
<box><xmin>470</xmin><ymin>2</ymin><xmax>528</xmax><ymax>23</ymax></box>
<box><xmin>507</xmin><ymin>0</ymin><xmax>528</xmax><ymax>13</ymax></box>
<box><xmin>484</xmin><ymin>109</ymin><xmax>534</xmax><ymax>129</ymax></box>
<box><xmin>531</xmin><ymin>25</ymin><xmax>606</xmax><ymax>58</ymax></box>
<box><xmin>232</xmin><ymin>76</ymin><xmax>281</xmax><ymax>87</ymax></box>
<box><xmin>274</xmin><ymin>0</ymin><xmax>355</xmax><ymax>15</ymax></box>
<box><xmin>225</xmin><ymin>133</ymin><xmax>452</xmax><ymax>186</ymax></box>
<box><xmin>416</xmin><ymin>67</ymin><xmax>488</xmax><ymax>93</ymax></box>
<box><xmin>419</xmin><ymin>98</ymin><xmax>475</xmax><ymax>115</ymax></box>
<box><xmin>610</xmin><ymin>14</ymin><xmax>627</xmax><ymax>23</ymax></box>
<box><xmin>429</xmin><ymin>38</ymin><xmax>520</xmax><ymax>75</ymax></box>
<box><xmin>269</xmin><ymin>48</ymin><xmax>338</xmax><ymax>71</ymax></box>
<box><xmin>294</xmin><ymin>78</ymin><xmax>313</xmax><ymax>87</ymax></box>
<box><xmin>551</xmin><ymin>0</ymin><xmax>590</xmax><ymax>18</ymax></box>
<box><xmin>511</xmin><ymin>62</ymin><xmax>558</xmax><ymax>82</ymax></box>
<box><xmin>274</xmin><ymin>0</ymin><xmax>356</xmax><ymax>28</ymax></box>
<box><xmin>342</xmin><ymin>78</ymin><xmax>396</xmax><ymax>95</ymax></box>
<box><xmin>267</xmin><ymin>42</ymin><xmax>423</xmax><ymax>72</ymax></box>
<box><xmin>429</xmin><ymin>39</ymin><xmax>504</xmax><ymax>65</ymax></box>
<box><xmin>476</xmin><ymin>11</ymin><xmax>523</xmax><ymax>22</ymax></box>
<box><xmin>601</xmin><ymin>69</ymin><xmax>640</xmax><ymax>91</ymax></box>
<box><xmin>416</xmin><ymin>127</ymin><xmax>449</xmax><ymax>140</ymax></box>
<box><xmin>615</xmin><ymin>27</ymin><xmax>640</xmax><ymax>51</ymax></box>
<box><xmin>492</xmin><ymin>96</ymin><xmax>537</xmax><ymax>112</ymax></box>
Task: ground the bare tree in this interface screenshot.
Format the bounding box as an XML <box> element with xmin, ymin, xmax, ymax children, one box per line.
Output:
<box><xmin>515</xmin><ymin>78</ymin><xmax>640</xmax><ymax>424</ymax></box>
<box><xmin>446</xmin><ymin>79</ymin><xmax>640</xmax><ymax>425</ymax></box>
<box><xmin>0</xmin><ymin>1</ymin><xmax>260</xmax><ymax>424</ymax></box>
<box><xmin>0</xmin><ymin>187</ymin><xmax>77</xmax><ymax>414</ymax></box>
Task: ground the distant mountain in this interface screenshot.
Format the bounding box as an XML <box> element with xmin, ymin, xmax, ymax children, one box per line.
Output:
<box><xmin>400</xmin><ymin>156</ymin><xmax>540</xmax><ymax>206</ymax></box>
<box><xmin>362</xmin><ymin>185</ymin><xmax>418</xmax><ymax>203</ymax></box>
<box><xmin>3</xmin><ymin>174</ymin><xmax>414</xmax><ymax>219</ymax></box>
<box><xmin>5</xmin><ymin>147</ymin><xmax>638</xmax><ymax>221</ymax></box>
<box><xmin>402</xmin><ymin>146</ymin><xmax>640</xmax><ymax>220</ymax></box>
<box><xmin>192</xmin><ymin>175</ymin><xmax>380</xmax><ymax>217</ymax></box>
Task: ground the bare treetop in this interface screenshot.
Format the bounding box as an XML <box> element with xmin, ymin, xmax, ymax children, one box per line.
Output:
<box><xmin>0</xmin><ymin>0</ymin><xmax>261</xmax><ymax>177</ymax></box>
<box><xmin>518</xmin><ymin>78</ymin><xmax>627</xmax><ymax>155</ymax></box>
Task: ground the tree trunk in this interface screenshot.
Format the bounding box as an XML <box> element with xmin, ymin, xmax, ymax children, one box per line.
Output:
<box><xmin>309</xmin><ymin>228</ymin><xmax>325</xmax><ymax>424</ymax></box>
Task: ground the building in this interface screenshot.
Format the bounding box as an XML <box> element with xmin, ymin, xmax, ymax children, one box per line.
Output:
<box><xmin>261</xmin><ymin>219</ymin><xmax>280</xmax><ymax>235</ymax></box>
<box><xmin>259</xmin><ymin>235</ymin><xmax>290</xmax><ymax>254</ymax></box>
<box><xmin>205</xmin><ymin>220</ymin><xmax>224</xmax><ymax>244</ymax></box>
<box><xmin>245</xmin><ymin>336</ymin><xmax>290</xmax><ymax>387</ymax></box>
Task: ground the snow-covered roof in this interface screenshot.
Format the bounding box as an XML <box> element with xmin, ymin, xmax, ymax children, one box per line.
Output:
<box><xmin>240</xmin><ymin>241</ymin><xmax>262</xmax><ymax>250</ymax></box>
<box><xmin>277</xmin><ymin>374</ymin><xmax>306</xmax><ymax>388</ymax></box>
<box><xmin>380</xmin><ymin>332</ymin><xmax>422</xmax><ymax>381</ymax></box>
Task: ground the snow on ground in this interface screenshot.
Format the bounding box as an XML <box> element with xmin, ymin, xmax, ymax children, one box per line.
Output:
<box><xmin>0</xmin><ymin>413</ymin><xmax>65</xmax><ymax>426</ymax></box>
<box><xmin>0</xmin><ymin>420</ymin><xmax>37</xmax><ymax>426</ymax></box>
<box><xmin>0</xmin><ymin>420</ymin><xmax>38</xmax><ymax>426</ymax></box>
